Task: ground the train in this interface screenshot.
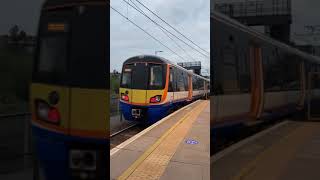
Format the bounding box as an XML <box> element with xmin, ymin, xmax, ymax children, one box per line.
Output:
<box><xmin>119</xmin><ymin>55</ymin><xmax>210</xmax><ymax>124</ymax></box>
<box><xmin>30</xmin><ymin>1</ymin><xmax>108</xmax><ymax>179</ymax></box>
<box><xmin>211</xmin><ymin>11</ymin><xmax>320</xmax><ymax>146</ymax></box>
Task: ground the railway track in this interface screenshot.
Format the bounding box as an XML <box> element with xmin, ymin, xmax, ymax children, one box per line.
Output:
<box><xmin>110</xmin><ymin>123</ymin><xmax>146</xmax><ymax>149</ymax></box>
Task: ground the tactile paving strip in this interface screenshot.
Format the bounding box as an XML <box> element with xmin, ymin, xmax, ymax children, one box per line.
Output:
<box><xmin>118</xmin><ymin>101</ymin><xmax>209</xmax><ymax>180</ymax></box>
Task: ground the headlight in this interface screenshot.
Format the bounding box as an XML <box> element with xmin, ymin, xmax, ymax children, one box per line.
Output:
<box><xmin>69</xmin><ymin>150</ymin><xmax>97</xmax><ymax>171</ymax></box>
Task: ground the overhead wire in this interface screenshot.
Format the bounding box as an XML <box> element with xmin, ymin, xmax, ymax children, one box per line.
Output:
<box><xmin>133</xmin><ymin>0</ymin><xmax>210</xmax><ymax>56</ymax></box>
<box><xmin>110</xmin><ymin>3</ymin><xmax>188</xmax><ymax>62</ymax></box>
<box><xmin>124</xmin><ymin>0</ymin><xmax>209</xmax><ymax>59</ymax></box>
<box><xmin>126</xmin><ymin>0</ymin><xmax>197</xmax><ymax>62</ymax></box>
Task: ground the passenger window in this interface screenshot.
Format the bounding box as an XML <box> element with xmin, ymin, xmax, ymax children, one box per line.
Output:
<box><xmin>149</xmin><ymin>65</ymin><xmax>163</xmax><ymax>89</ymax></box>
<box><xmin>169</xmin><ymin>67</ymin><xmax>174</xmax><ymax>92</ymax></box>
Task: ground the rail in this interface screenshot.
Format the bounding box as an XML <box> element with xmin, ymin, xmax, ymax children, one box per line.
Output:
<box><xmin>110</xmin><ymin>123</ymin><xmax>138</xmax><ymax>138</ymax></box>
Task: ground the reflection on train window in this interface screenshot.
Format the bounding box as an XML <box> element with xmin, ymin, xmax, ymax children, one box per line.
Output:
<box><xmin>183</xmin><ymin>72</ymin><xmax>189</xmax><ymax>90</ymax></box>
<box><xmin>149</xmin><ymin>65</ymin><xmax>163</xmax><ymax>90</ymax></box>
<box><xmin>223</xmin><ymin>65</ymin><xmax>239</xmax><ymax>93</ymax></box>
<box><xmin>263</xmin><ymin>51</ymin><xmax>300</xmax><ymax>91</ymax></box>
<box><xmin>222</xmin><ymin>46</ymin><xmax>241</xmax><ymax>94</ymax></box>
<box><xmin>177</xmin><ymin>69</ymin><xmax>186</xmax><ymax>91</ymax></box>
<box><xmin>38</xmin><ymin>37</ymin><xmax>67</xmax><ymax>73</ymax></box>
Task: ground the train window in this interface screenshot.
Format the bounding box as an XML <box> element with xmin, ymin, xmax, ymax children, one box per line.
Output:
<box><xmin>38</xmin><ymin>36</ymin><xmax>68</xmax><ymax>75</ymax></box>
<box><xmin>221</xmin><ymin>44</ymin><xmax>241</xmax><ymax>94</ymax></box>
<box><xmin>184</xmin><ymin>72</ymin><xmax>189</xmax><ymax>90</ymax></box>
<box><xmin>192</xmin><ymin>76</ymin><xmax>198</xmax><ymax>90</ymax></box>
<box><xmin>169</xmin><ymin>68</ymin><xmax>173</xmax><ymax>92</ymax></box>
<box><xmin>120</xmin><ymin>65</ymin><xmax>132</xmax><ymax>88</ymax></box>
<box><xmin>263</xmin><ymin>48</ymin><xmax>283</xmax><ymax>91</ymax></box>
<box><xmin>198</xmin><ymin>79</ymin><xmax>202</xmax><ymax>90</ymax></box>
<box><xmin>238</xmin><ymin>51</ymin><xmax>250</xmax><ymax>93</ymax></box>
<box><xmin>149</xmin><ymin>64</ymin><xmax>164</xmax><ymax>90</ymax></box>
<box><xmin>223</xmin><ymin>65</ymin><xmax>239</xmax><ymax>93</ymax></box>
<box><xmin>168</xmin><ymin>67</ymin><xmax>176</xmax><ymax>92</ymax></box>
<box><xmin>177</xmin><ymin>69</ymin><xmax>185</xmax><ymax>91</ymax></box>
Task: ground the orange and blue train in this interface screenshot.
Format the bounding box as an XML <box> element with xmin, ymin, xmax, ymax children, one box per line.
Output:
<box><xmin>211</xmin><ymin>11</ymin><xmax>320</xmax><ymax>151</ymax></box>
<box><xmin>119</xmin><ymin>55</ymin><xmax>210</xmax><ymax>124</ymax></box>
<box><xmin>30</xmin><ymin>1</ymin><xmax>108</xmax><ymax>179</ymax></box>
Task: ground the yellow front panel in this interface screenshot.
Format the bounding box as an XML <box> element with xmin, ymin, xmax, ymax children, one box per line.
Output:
<box><xmin>120</xmin><ymin>88</ymin><xmax>165</xmax><ymax>105</ymax></box>
<box><xmin>70</xmin><ymin>88</ymin><xmax>108</xmax><ymax>133</ymax></box>
<box><xmin>30</xmin><ymin>83</ymin><xmax>70</xmax><ymax>129</ymax></box>
<box><xmin>132</xmin><ymin>89</ymin><xmax>147</xmax><ymax>104</ymax></box>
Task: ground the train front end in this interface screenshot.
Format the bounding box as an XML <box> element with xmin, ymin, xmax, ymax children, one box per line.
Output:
<box><xmin>30</xmin><ymin>1</ymin><xmax>108</xmax><ymax>179</ymax></box>
<box><xmin>119</xmin><ymin>56</ymin><xmax>171</xmax><ymax>124</ymax></box>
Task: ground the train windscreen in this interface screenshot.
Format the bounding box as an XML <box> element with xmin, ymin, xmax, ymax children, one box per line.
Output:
<box><xmin>121</xmin><ymin>63</ymin><xmax>166</xmax><ymax>90</ymax></box>
<box><xmin>38</xmin><ymin>36</ymin><xmax>68</xmax><ymax>75</ymax></box>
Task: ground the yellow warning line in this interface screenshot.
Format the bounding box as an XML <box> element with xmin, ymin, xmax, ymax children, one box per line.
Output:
<box><xmin>118</xmin><ymin>100</ymin><xmax>208</xmax><ymax>180</ymax></box>
<box><xmin>232</xmin><ymin>122</ymin><xmax>319</xmax><ymax>180</ymax></box>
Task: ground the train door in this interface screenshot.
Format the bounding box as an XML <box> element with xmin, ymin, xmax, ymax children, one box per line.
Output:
<box><xmin>131</xmin><ymin>63</ymin><xmax>148</xmax><ymax>104</ymax></box>
<box><xmin>249</xmin><ymin>46</ymin><xmax>264</xmax><ymax>119</ymax></box>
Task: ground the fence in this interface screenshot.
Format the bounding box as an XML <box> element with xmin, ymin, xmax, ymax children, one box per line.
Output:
<box><xmin>215</xmin><ymin>0</ymin><xmax>291</xmax><ymax>17</ymax></box>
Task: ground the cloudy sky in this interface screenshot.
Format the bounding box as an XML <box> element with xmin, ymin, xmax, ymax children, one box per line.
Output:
<box><xmin>0</xmin><ymin>0</ymin><xmax>44</xmax><ymax>35</ymax></box>
<box><xmin>110</xmin><ymin>0</ymin><xmax>210</xmax><ymax>73</ymax></box>
<box><xmin>1</xmin><ymin>0</ymin><xmax>320</xmax><ymax>71</ymax></box>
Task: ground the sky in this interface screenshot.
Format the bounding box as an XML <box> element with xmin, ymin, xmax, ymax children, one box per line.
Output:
<box><xmin>0</xmin><ymin>0</ymin><xmax>44</xmax><ymax>35</ymax></box>
<box><xmin>0</xmin><ymin>0</ymin><xmax>320</xmax><ymax>71</ymax></box>
<box><xmin>110</xmin><ymin>0</ymin><xmax>210</xmax><ymax>73</ymax></box>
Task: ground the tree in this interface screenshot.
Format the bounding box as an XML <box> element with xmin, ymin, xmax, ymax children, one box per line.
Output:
<box><xmin>18</xmin><ymin>30</ymin><xmax>27</xmax><ymax>41</ymax></box>
<box><xmin>9</xmin><ymin>25</ymin><xmax>19</xmax><ymax>41</ymax></box>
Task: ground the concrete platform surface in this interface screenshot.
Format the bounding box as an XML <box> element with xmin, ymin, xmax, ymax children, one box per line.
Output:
<box><xmin>110</xmin><ymin>100</ymin><xmax>210</xmax><ymax>180</ymax></box>
<box><xmin>211</xmin><ymin>120</ymin><xmax>320</xmax><ymax>180</ymax></box>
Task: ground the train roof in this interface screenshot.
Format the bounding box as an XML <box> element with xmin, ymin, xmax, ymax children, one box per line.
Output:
<box><xmin>211</xmin><ymin>11</ymin><xmax>320</xmax><ymax>64</ymax></box>
<box><xmin>124</xmin><ymin>55</ymin><xmax>210</xmax><ymax>81</ymax></box>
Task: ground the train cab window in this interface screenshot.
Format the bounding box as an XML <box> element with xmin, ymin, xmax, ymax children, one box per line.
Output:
<box><xmin>121</xmin><ymin>65</ymin><xmax>133</xmax><ymax>88</ymax></box>
<box><xmin>149</xmin><ymin>64</ymin><xmax>164</xmax><ymax>90</ymax></box>
<box><xmin>38</xmin><ymin>37</ymin><xmax>67</xmax><ymax>73</ymax></box>
<box><xmin>35</xmin><ymin>36</ymin><xmax>68</xmax><ymax>84</ymax></box>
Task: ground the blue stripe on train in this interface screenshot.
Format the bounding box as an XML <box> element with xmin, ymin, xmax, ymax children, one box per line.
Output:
<box><xmin>120</xmin><ymin>99</ymin><xmax>188</xmax><ymax>124</ymax></box>
<box><xmin>32</xmin><ymin>125</ymin><xmax>108</xmax><ymax>180</ymax></box>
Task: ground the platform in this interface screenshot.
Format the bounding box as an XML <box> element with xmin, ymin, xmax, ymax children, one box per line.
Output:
<box><xmin>110</xmin><ymin>100</ymin><xmax>210</xmax><ymax>180</ymax></box>
<box><xmin>211</xmin><ymin>120</ymin><xmax>320</xmax><ymax>180</ymax></box>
